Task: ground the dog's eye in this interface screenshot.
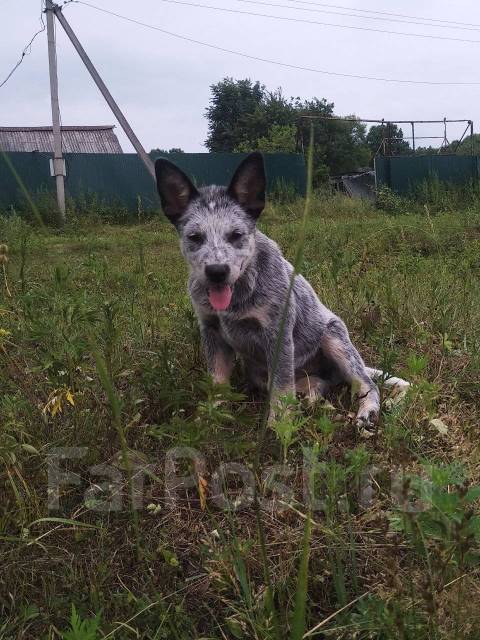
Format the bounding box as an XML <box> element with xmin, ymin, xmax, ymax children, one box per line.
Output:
<box><xmin>228</xmin><ymin>230</ymin><xmax>244</xmax><ymax>243</ymax></box>
<box><xmin>187</xmin><ymin>232</ymin><xmax>204</xmax><ymax>244</ymax></box>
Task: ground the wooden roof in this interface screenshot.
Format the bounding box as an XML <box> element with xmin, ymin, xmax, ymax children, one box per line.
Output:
<box><xmin>0</xmin><ymin>126</ymin><xmax>123</xmax><ymax>154</ymax></box>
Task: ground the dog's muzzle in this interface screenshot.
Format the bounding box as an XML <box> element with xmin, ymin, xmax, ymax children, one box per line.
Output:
<box><xmin>205</xmin><ymin>264</ymin><xmax>230</xmax><ymax>284</ymax></box>
<box><xmin>205</xmin><ymin>264</ymin><xmax>233</xmax><ymax>311</ymax></box>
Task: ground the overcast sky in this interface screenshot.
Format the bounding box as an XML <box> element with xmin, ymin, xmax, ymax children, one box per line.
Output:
<box><xmin>1</xmin><ymin>0</ymin><xmax>480</xmax><ymax>152</ymax></box>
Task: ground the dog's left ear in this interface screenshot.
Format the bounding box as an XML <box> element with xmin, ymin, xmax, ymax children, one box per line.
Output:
<box><xmin>155</xmin><ymin>158</ymin><xmax>199</xmax><ymax>225</ymax></box>
<box><xmin>227</xmin><ymin>152</ymin><xmax>266</xmax><ymax>220</ymax></box>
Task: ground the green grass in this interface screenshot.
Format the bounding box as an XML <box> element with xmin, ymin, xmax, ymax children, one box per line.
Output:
<box><xmin>1</xmin><ymin>192</ymin><xmax>480</xmax><ymax>639</ymax></box>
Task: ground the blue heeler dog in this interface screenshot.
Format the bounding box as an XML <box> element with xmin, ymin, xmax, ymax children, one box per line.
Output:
<box><xmin>155</xmin><ymin>152</ymin><xmax>408</xmax><ymax>429</ymax></box>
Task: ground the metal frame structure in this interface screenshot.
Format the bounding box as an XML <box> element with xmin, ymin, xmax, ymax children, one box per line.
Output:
<box><xmin>297</xmin><ymin>115</ymin><xmax>474</xmax><ymax>157</ymax></box>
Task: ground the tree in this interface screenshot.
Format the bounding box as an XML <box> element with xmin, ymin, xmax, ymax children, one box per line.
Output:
<box><xmin>236</xmin><ymin>124</ymin><xmax>297</xmax><ymax>153</ymax></box>
<box><xmin>205</xmin><ymin>78</ymin><xmax>265</xmax><ymax>151</ymax></box>
<box><xmin>296</xmin><ymin>100</ymin><xmax>370</xmax><ymax>176</ymax></box>
<box><xmin>366</xmin><ymin>124</ymin><xmax>410</xmax><ymax>159</ymax></box>
<box><xmin>414</xmin><ymin>145</ymin><xmax>439</xmax><ymax>155</ymax></box>
<box><xmin>204</xmin><ymin>78</ymin><xmax>372</xmax><ymax>181</ymax></box>
<box><xmin>232</xmin><ymin>88</ymin><xmax>296</xmax><ymax>151</ymax></box>
<box><xmin>443</xmin><ymin>134</ymin><xmax>480</xmax><ymax>155</ymax></box>
<box><xmin>150</xmin><ymin>148</ymin><xmax>184</xmax><ymax>156</ymax></box>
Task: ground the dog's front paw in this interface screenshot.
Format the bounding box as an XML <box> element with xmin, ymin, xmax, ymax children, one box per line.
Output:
<box><xmin>267</xmin><ymin>407</ymin><xmax>277</xmax><ymax>428</ymax></box>
<box><xmin>267</xmin><ymin>391</ymin><xmax>296</xmax><ymax>427</ymax></box>
<box><xmin>267</xmin><ymin>404</ymin><xmax>290</xmax><ymax>427</ymax></box>
<box><xmin>355</xmin><ymin>407</ymin><xmax>379</xmax><ymax>438</ymax></box>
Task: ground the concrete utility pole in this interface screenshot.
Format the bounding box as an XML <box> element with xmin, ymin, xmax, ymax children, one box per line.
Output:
<box><xmin>53</xmin><ymin>4</ymin><xmax>155</xmax><ymax>179</ymax></box>
<box><xmin>45</xmin><ymin>0</ymin><xmax>66</xmax><ymax>222</ymax></box>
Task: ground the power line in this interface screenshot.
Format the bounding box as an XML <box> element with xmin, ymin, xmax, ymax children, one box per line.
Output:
<box><xmin>233</xmin><ymin>0</ymin><xmax>480</xmax><ymax>32</ymax></box>
<box><xmin>69</xmin><ymin>1</ymin><xmax>480</xmax><ymax>86</ymax></box>
<box><xmin>146</xmin><ymin>0</ymin><xmax>480</xmax><ymax>44</ymax></box>
<box><xmin>283</xmin><ymin>0</ymin><xmax>480</xmax><ymax>30</ymax></box>
<box><xmin>0</xmin><ymin>23</ymin><xmax>46</xmax><ymax>90</ymax></box>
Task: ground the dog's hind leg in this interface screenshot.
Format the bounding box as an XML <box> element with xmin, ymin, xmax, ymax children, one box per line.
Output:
<box><xmin>365</xmin><ymin>367</ymin><xmax>410</xmax><ymax>403</ymax></box>
<box><xmin>295</xmin><ymin>375</ymin><xmax>332</xmax><ymax>404</ymax></box>
<box><xmin>321</xmin><ymin>320</ymin><xmax>380</xmax><ymax>429</ymax></box>
<box><xmin>366</xmin><ymin>367</ymin><xmax>410</xmax><ymax>390</ymax></box>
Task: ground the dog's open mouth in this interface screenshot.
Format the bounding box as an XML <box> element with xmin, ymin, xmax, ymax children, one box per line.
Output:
<box><xmin>208</xmin><ymin>285</ymin><xmax>232</xmax><ymax>311</ymax></box>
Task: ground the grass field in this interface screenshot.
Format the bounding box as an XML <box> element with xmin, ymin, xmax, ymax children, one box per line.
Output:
<box><xmin>1</xmin><ymin>192</ymin><xmax>480</xmax><ymax>639</ymax></box>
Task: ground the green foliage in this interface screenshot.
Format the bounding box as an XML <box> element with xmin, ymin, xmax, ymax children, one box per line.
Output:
<box><xmin>375</xmin><ymin>185</ymin><xmax>410</xmax><ymax>215</ymax></box>
<box><xmin>205</xmin><ymin>78</ymin><xmax>372</xmax><ymax>180</ymax></box>
<box><xmin>367</xmin><ymin>123</ymin><xmax>411</xmax><ymax>160</ymax></box>
<box><xmin>443</xmin><ymin>133</ymin><xmax>480</xmax><ymax>155</ymax></box>
<box><xmin>205</xmin><ymin>77</ymin><xmax>266</xmax><ymax>152</ymax></box>
<box><xmin>290</xmin><ymin>446</ymin><xmax>318</xmax><ymax>640</ymax></box>
<box><xmin>149</xmin><ymin>147</ymin><xmax>184</xmax><ymax>156</ymax></box>
<box><xmin>345</xmin><ymin>445</ymin><xmax>371</xmax><ymax>480</ymax></box>
<box><xmin>376</xmin><ymin>178</ymin><xmax>480</xmax><ymax>217</ymax></box>
<box><xmin>270</xmin><ymin>393</ymin><xmax>307</xmax><ymax>462</ymax></box>
<box><xmin>269</xmin><ymin>178</ymin><xmax>298</xmax><ymax>203</ymax></box>
<box><xmin>236</xmin><ymin>123</ymin><xmax>297</xmax><ymax>153</ymax></box>
<box><xmin>1</xmin><ymin>191</ymin><xmax>480</xmax><ymax>638</ymax></box>
<box><xmin>60</xmin><ymin>605</ymin><xmax>101</xmax><ymax>640</ymax></box>
<box><xmin>413</xmin><ymin>177</ymin><xmax>480</xmax><ymax>212</ymax></box>
<box><xmin>351</xmin><ymin>595</ymin><xmax>428</xmax><ymax>639</ymax></box>
<box><xmin>390</xmin><ymin>464</ymin><xmax>480</xmax><ymax>571</ymax></box>
<box><xmin>296</xmin><ymin>107</ymin><xmax>370</xmax><ymax>176</ymax></box>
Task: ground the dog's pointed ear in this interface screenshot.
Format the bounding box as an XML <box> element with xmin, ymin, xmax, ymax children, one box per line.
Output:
<box><xmin>227</xmin><ymin>152</ymin><xmax>266</xmax><ymax>220</ymax></box>
<box><xmin>155</xmin><ymin>159</ymin><xmax>198</xmax><ymax>225</ymax></box>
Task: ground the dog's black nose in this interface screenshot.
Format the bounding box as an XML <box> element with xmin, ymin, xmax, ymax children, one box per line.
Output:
<box><xmin>205</xmin><ymin>264</ymin><xmax>230</xmax><ymax>283</ymax></box>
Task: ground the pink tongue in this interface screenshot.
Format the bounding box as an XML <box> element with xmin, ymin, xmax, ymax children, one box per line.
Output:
<box><xmin>208</xmin><ymin>285</ymin><xmax>232</xmax><ymax>311</ymax></box>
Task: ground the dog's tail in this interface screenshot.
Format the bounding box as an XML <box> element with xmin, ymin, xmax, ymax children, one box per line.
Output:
<box><xmin>366</xmin><ymin>367</ymin><xmax>410</xmax><ymax>402</ymax></box>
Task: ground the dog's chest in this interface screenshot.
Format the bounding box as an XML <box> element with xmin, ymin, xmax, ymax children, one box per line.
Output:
<box><xmin>219</xmin><ymin>311</ymin><xmax>266</xmax><ymax>356</ymax></box>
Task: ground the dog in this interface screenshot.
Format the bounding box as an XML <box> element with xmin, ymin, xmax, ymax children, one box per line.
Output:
<box><xmin>155</xmin><ymin>152</ymin><xmax>408</xmax><ymax>428</ymax></box>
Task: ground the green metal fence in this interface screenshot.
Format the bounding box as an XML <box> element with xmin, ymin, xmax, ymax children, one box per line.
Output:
<box><xmin>375</xmin><ymin>155</ymin><xmax>479</xmax><ymax>194</ymax></box>
<box><xmin>0</xmin><ymin>151</ymin><xmax>306</xmax><ymax>212</ymax></box>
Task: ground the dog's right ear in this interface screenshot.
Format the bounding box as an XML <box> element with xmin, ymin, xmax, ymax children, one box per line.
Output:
<box><xmin>155</xmin><ymin>159</ymin><xmax>198</xmax><ymax>225</ymax></box>
<box><xmin>228</xmin><ymin>152</ymin><xmax>266</xmax><ymax>220</ymax></box>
